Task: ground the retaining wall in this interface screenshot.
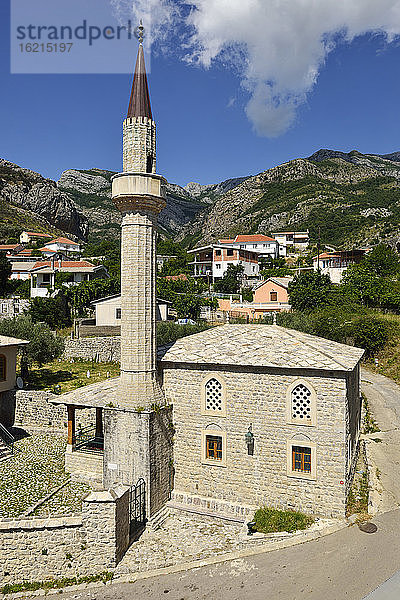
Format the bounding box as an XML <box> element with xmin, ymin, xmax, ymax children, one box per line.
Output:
<box><xmin>63</xmin><ymin>337</ymin><xmax>121</xmax><ymax>363</ymax></box>
<box><xmin>0</xmin><ymin>486</ymin><xmax>130</xmax><ymax>586</ymax></box>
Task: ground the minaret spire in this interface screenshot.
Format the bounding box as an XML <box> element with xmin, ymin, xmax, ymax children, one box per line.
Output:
<box><xmin>127</xmin><ymin>21</ymin><xmax>152</xmax><ymax>119</ymax></box>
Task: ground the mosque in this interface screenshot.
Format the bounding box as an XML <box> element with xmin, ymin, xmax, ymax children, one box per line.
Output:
<box><xmin>57</xmin><ymin>25</ymin><xmax>364</xmax><ymax>523</ymax></box>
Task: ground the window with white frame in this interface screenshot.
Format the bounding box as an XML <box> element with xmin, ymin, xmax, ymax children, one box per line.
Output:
<box><xmin>287</xmin><ymin>439</ymin><xmax>316</xmax><ymax>480</ymax></box>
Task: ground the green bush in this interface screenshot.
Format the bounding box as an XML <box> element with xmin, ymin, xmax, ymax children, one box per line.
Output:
<box><xmin>253</xmin><ymin>506</ymin><xmax>314</xmax><ymax>534</ymax></box>
<box><xmin>157</xmin><ymin>321</ymin><xmax>211</xmax><ymax>347</ymax></box>
<box><xmin>349</xmin><ymin>316</ymin><xmax>391</xmax><ymax>355</ymax></box>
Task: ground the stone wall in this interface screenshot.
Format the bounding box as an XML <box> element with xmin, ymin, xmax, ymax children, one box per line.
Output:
<box><xmin>63</xmin><ymin>337</ymin><xmax>120</xmax><ymax>363</ymax></box>
<box><xmin>163</xmin><ymin>364</ymin><xmax>349</xmax><ymax>519</ymax></box>
<box><xmin>0</xmin><ymin>390</ymin><xmax>16</xmax><ymax>427</ymax></box>
<box><xmin>0</xmin><ymin>298</ymin><xmax>30</xmax><ymax>320</ymax></box>
<box><xmin>103</xmin><ymin>406</ymin><xmax>173</xmax><ymax>518</ymax></box>
<box><xmin>14</xmin><ymin>390</ymin><xmax>95</xmax><ymax>432</ymax></box>
<box><xmin>0</xmin><ymin>486</ymin><xmax>130</xmax><ymax>587</ymax></box>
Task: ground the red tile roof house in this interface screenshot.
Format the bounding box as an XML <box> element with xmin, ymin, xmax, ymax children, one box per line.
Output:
<box><xmin>42</xmin><ymin>237</ymin><xmax>81</xmax><ymax>256</ymax></box>
<box><xmin>217</xmin><ymin>277</ymin><xmax>293</xmax><ymax>320</ymax></box>
<box><xmin>30</xmin><ymin>260</ymin><xmax>107</xmax><ymax>298</ymax></box>
<box><xmin>19</xmin><ymin>231</ymin><xmax>52</xmax><ymax>244</ymax></box>
<box><xmin>218</xmin><ymin>234</ymin><xmax>280</xmax><ymax>259</ymax></box>
<box><xmin>188</xmin><ymin>244</ymin><xmax>260</xmax><ymax>281</ymax></box>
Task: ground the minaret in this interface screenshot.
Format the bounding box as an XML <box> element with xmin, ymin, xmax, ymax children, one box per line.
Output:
<box><xmin>103</xmin><ymin>26</ymin><xmax>172</xmax><ymax>513</ymax></box>
<box><xmin>112</xmin><ymin>24</ymin><xmax>166</xmax><ymax>411</ymax></box>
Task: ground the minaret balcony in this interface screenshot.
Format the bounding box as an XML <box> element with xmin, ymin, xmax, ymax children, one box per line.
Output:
<box><xmin>111</xmin><ymin>172</ymin><xmax>166</xmax><ymax>214</ymax></box>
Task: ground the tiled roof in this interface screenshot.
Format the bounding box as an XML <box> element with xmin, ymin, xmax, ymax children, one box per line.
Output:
<box><xmin>51</xmin><ymin>378</ymin><xmax>119</xmax><ymax>408</ymax></box>
<box><xmin>159</xmin><ymin>324</ymin><xmax>364</xmax><ymax>371</ymax></box>
<box><xmin>255</xmin><ymin>277</ymin><xmax>294</xmax><ymax>290</ymax></box>
<box><xmin>32</xmin><ymin>260</ymin><xmax>94</xmax><ymax>269</ymax></box>
<box><xmin>313</xmin><ymin>253</ymin><xmax>340</xmax><ymax>260</ymax></box>
<box><xmin>0</xmin><ymin>244</ymin><xmax>20</xmax><ymax>250</ymax></box>
<box><xmin>48</xmin><ymin>237</ymin><xmax>79</xmax><ymax>246</ymax></box>
<box><xmin>234</xmin><ymin>234</ymin><xmax>276</xmax><ymax>243</ymax></box>
<box><xmin>218</xmin><ymin>239</ymin><xmax>234</xmax><ymax>244</ymax></box>
<box><xmin>24</xmin><ymin>232</ymin><xmax>51</xmax><ymax>237</ymax></box>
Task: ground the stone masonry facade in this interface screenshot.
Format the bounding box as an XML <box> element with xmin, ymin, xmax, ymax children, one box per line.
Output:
<box><xmin>163</xmin><ymin>364</ymin><xmax>355</xmax><ymax>519</ymax></box>
<box><xmin>0</xmin><ymin>486</ymin><xmax>130</xmax><ymax>586</ymax></box>
<box><xmin>63</xmin><ymin>336</ymin><xmax>121</xmax><ymax>363</ymax></box>
<box><xmin>123</xmin><ymin>116</ymin><xmax>156</xmax><ymax>173</ymax></box>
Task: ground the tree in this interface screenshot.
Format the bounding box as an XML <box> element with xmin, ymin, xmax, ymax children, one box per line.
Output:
<box><xmin>214</xmin><ymin>264</ymin><xmax>244</xmax><ymax>294</ymax></box>
<box><xmin>29</xmin><ymin>294</ymin><xmax>72</xmax><ymax>329</ymax></box>
<box><xmin>288</xmin><ymin>271</ymin><xmax>334</xmax><ymax>311</ymax></box>
<box><xmin>0</xmin><ymin>253</ymin><xmax>11</xmax><ymax>297</ymax></box>
<box><xmin>365</xmin><ymin>244</ymin><xmax>400</xmax><ymax>277</ymax></box>
<box><xmin>0</xmin><ymin>315</ymin><xmax>64</xmax><ymax>367</ymax></box>
<box><xmin>68</xmin><ymin>277</ymin><xmax>121</xmax><ymax>317</ymax></box>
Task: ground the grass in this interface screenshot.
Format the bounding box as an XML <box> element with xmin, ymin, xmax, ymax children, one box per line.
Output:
<box><xmin>253</xmin><ymin>506</ymin><xmax>314</xmax><ymax>534</ymax></box>
<box><xmin>0</xmin><ymin>571</ymin><xmax>113</xmax><ymax>594</ymax></box>
<box><xmin>362</xmin><ymin>393</ymin><xmax>380</xmax><ymax>434</ymax></box>
<box><xmin>29</xmin><ymin>358</ymin><xmax>120</xmax><ymax>394</ymax></box>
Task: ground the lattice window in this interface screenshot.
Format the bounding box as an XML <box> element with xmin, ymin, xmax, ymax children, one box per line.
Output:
<box><xmin>205</xmin><ymin>378</ymin><xmax>223</xmax><ymax>412</ymax></box>
<box><xmin>291</xmin><ymin>384</ymin><xmax>312</xmax><ymax>421</ymax></box>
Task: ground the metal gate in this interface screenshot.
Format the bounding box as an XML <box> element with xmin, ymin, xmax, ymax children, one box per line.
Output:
<box><xmin>130</xmin><ymin>478</ymin><xmax>146</xmax><ymax>537</ymax></box>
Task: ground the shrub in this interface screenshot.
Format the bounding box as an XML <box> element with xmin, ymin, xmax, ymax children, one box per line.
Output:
<box><xmin>349</xmin><ymin>316</ymin><xmax>391</xmax><ymax>355</ymax></box>
<box><xmin>157</xmin><ymin>321</ymin><xmax>211</xmax><ymax>347</ymax></box>
<box><xmin>253</xmin><ymin>506</ymin><xmax>314</xmax><ymax>534</ymax></box>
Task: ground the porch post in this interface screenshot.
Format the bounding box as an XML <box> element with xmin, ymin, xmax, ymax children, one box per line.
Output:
<box><xmin>95</xmin><ymin>407</ymin><xmax>103</xmax><ymax>438</ymax></box>
<box><xmin>67</xmin><ymin>405</ymin><xmax>75</xmax><ymax>448</ymax></box>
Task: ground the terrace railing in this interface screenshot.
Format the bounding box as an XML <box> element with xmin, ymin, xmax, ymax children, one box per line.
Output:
<box><xmin>73</xmin><ymin>425</ymin><xmax>104</xmax><ymax>454</ymax></box>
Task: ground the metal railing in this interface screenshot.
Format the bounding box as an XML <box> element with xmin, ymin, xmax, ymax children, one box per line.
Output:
<box><xmin>73</xmin><ymin>425</ymin><xmax>104</xmax><ymax>454</ymax></box>
<box><xmin>0</xmin><ymin>423</ymin><xmax>15</xmax><ymax>454</ymax></box>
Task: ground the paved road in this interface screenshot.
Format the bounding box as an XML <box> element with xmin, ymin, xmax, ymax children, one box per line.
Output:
<box><xmin>361</xmin><ymin>369</ymin><xmax>400</xmax><ymax>514</ymax></box>
<box><xmin>57</xmin><ymin>509</ymin><xmax>400</xmax><ymax>600</ymax></box>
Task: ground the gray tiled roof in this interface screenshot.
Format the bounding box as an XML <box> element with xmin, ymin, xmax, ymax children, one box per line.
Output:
<box><xmin>0</xmin><ymin>335</ymin><xmax>29</xmax><ymax>347</ymax></box>
<box><xmin>52</xmin><ymin>377</ymin><xmax>119</xmax><ymax>408</ymax></box>
<box><xmin>159</xmin><ymin>324</ymin><xmax>364</xmax><ymax>371</ymax></box>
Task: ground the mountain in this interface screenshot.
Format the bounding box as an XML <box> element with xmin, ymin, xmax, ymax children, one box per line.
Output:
<box><xmin>0</xmin><ymin>160</ymin><xmax>88</xmax><ymax>242</ymax></box>
<box><xmin>178</xmin><ymin>150</ymin><xmax>400</xmax><ymax>249</ymax></box>
<box><xmin>4</xmin><ymin>149</ymin><xmax>400</xmax><ymax>250</ymax></box>
<box><xmin>57</xmin><ymin>169</ymin><xmax>240</xmax><ymax>240</ymax></box>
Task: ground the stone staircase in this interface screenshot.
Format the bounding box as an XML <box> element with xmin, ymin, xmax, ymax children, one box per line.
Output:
<box><xmin>0</xmin><ymin>438</ymin><xmax>12</xmax><ymax>462</ymax></box>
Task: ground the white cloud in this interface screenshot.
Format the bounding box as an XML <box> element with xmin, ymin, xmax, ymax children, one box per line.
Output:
<box><xmin>113</xmin><ymin>0</ymin><xmax>400</xmax><ymax>137</ymax></box>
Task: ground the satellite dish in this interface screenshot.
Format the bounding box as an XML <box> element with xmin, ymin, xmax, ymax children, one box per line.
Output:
<box><xmin>16</xmin><ymin>377</ymin><xmax>24</xmax><ymax>389</ymax></box>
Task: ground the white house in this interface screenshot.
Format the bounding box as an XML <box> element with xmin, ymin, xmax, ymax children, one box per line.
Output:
<box><xmin>272</xmin><ymin>231</ymin><xmax>310</xmax><ymax>256</ymax></box>
<box><xmin>218</xmin><ymin>234</ymin><xmax>279</xmax><ymax>259</ymax></box>
<box><xmin>188</xmin><ymin>244</ymin><xmax>259</xmax><ymax>280</ymax></box>
<box><xmin>30</xmin><ymin>260</ymin><xmax>106</xmax><ymax>298</ymax></box>
<box><xmin>19</xmin><ymin>231</ymin><xmax>52</xmax><ymax>244</ymax></box>
<box><xmin>91</xmin><ymin>294</ymin><xmax>171</xmax><ymax>326</ymax></box>
<box><xmin>40</xmin><ymin>237</ymin><xmax>81</xmax><ymax>256</ymax></box>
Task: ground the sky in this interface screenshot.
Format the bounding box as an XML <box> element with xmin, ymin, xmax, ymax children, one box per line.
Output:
<box><xmin>1</xmin><ymin>0</ymin><xmax>400</xmax><ymax>188</ymax></box>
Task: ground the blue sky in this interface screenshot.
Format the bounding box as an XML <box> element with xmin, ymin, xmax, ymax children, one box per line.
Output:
<box><xmin>1</xmin><ymin>0</ymin><xmax>400</xmax><ymax>188</ymax></box>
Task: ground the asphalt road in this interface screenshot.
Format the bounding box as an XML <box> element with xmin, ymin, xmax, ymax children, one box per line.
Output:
<box><xmin>56</xmin><ymin>509</ymin><xmax>400</xmax><ymax>600</ymax></box>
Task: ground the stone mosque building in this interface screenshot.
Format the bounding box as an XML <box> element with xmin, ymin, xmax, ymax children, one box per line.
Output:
<box><xmin>56</xmin><ymin>28</ymin><xmax>364</xmax><ymax>523</ymax></box>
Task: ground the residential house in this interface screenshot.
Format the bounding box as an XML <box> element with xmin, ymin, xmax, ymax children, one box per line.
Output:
<box><xmin>30</xmin><ymin>260</ymin><xmax>107</xmax><ymax>298</ymax></box>
<box><xmin>188</xmin><ymin>244</ymin><xmax>259</xmax><ymax>280</ymax></box>
<box><xmin>313</xmin><ymin>250</ymin><xmax>367</xmax><ymax>284</ymax></box>
<box><xmin>215</xmin><ymin>277</ymin><xmax>292</xmax><ymax>320</ymax></box>
<box><xmin>92</xmin><ymin>294</ymin><xmax>171</xmax><ymax>326</ymax></box>
<box><xmin>272</xmin><ymin>231</ymin><xmax>310</xmax><ymax>256</ymax></box>
<box><xmin>41</xmin><ymin>237</ymin><xmax>81</xmax><ymax>256</ymax></box>
<box><xmin>0</xmin><ymin>335</ymin><xmax>29</xmax><ymax>427</ymax></box>
<box><xmin>218</xmin><ymin>234</ymin><xmax>279</xmax><ymax>259</ymax></box>
<box><xmin>19</xmin><ymin>231</ymin><xmax>52</xmax><ymax>244</ymax></box>
<box><xmin>0</xmin><ymin>298</ymin><xmax>30</xmax><ymax>319</ymax></box>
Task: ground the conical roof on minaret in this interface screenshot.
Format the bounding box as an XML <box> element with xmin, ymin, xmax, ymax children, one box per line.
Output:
<box><xmin>127</xmin><ymin>43</ymin><xmax>153</xmax><ymax>120</ymax></box>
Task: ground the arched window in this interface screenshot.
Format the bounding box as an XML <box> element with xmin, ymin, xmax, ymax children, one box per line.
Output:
<box><xmin>205</xmin><ymin>378</ymin><xmax>223</xmax><ymax>412</ymax></box>
<box><xmin>291</xmin><ymin>383</ymin><xmax>312</xmax><ymax>422</ymax></box>
<box><xmin>0</xmin><ymin>355</ymin><xmax>6</xmax><ymax>381</ymax></box>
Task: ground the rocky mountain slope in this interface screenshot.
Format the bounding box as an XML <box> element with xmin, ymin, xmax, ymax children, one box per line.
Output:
<box><xmin>57</xmin><ymin>169</ymin><xmax>246</xmax><ymax>240</ymax></box>
<box><xmin>179</xmin><ymin>150</ymin><xmax>400</xmax><ymax>249</ymax></box>
<box><xmin>3</xmin><ymin>149</ymin><xmax>400</xmax><ymax>250</ymax></box>
<box><xmin>0</xmin><ymin>160</ymin><xmax>88</xmax><ymax>242</ymax></box>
